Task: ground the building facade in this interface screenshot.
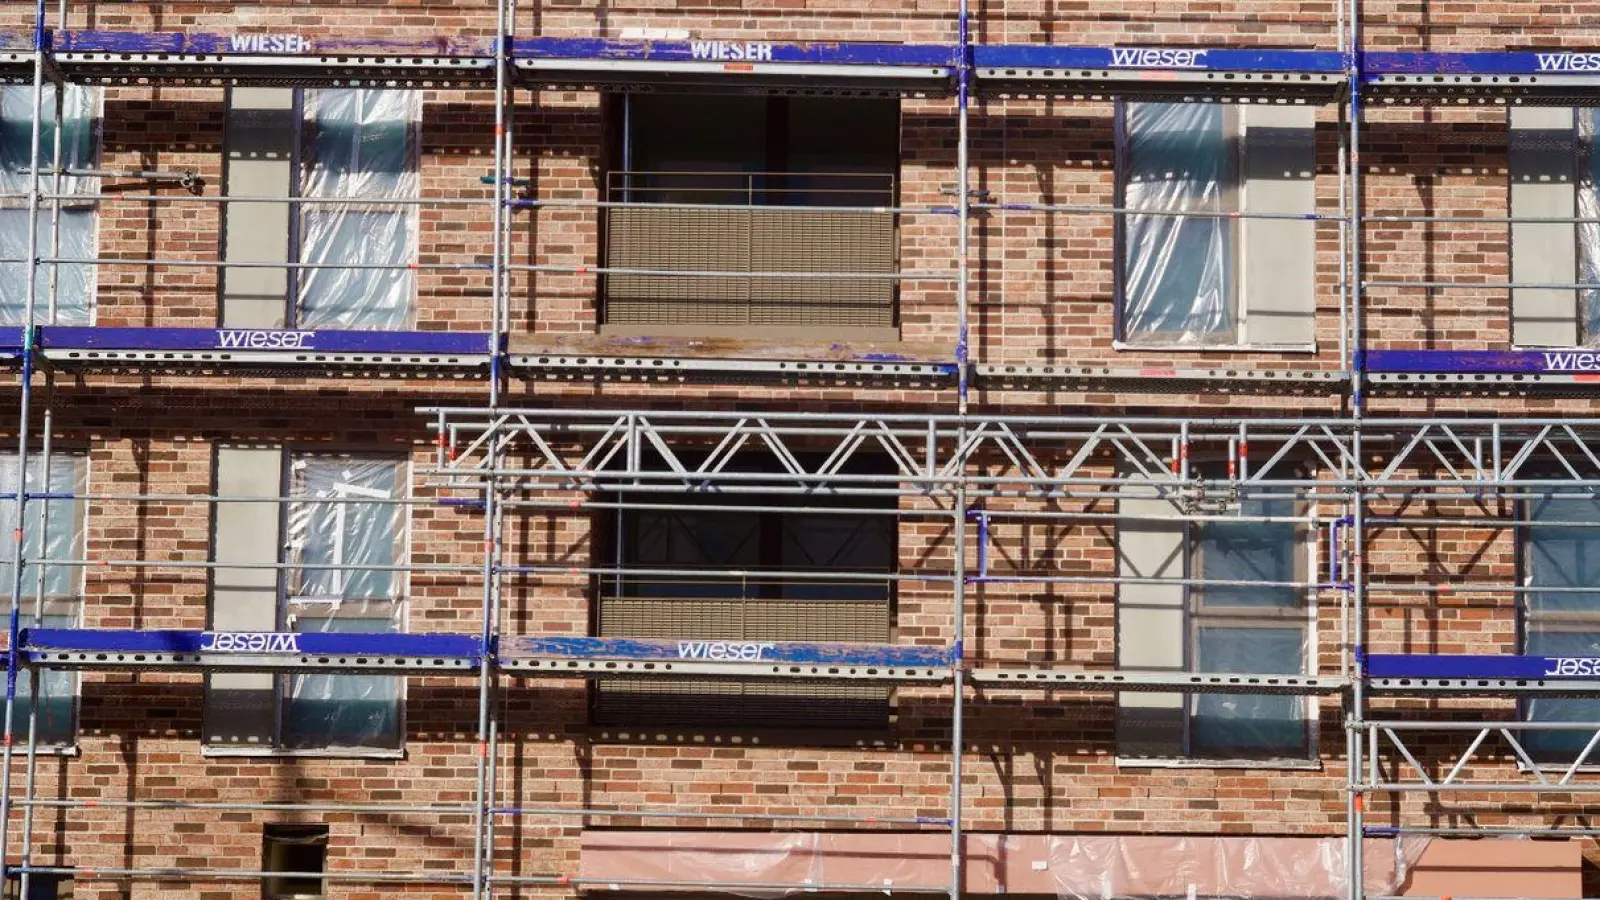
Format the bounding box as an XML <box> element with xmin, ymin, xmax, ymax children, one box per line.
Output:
<box><xmin>0</xmin><ymin>0</ymin><xmax>1594</xmax><ymax>898</ymax></box>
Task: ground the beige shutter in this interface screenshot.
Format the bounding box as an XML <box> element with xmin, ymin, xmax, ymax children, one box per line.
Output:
<box><xmin>203</xmin><ymin>444</ymin><xmax>283</xmax><ymax>744</ymax></box>
<box><xmin>221</xmin><ymin>88</ymin><xmax>293</xmax><ymax>328</ymax></box>
<box><xmin>1242</xmin><ymin>104</ymin><xmax>1317</xmax><ymax>347</ymax></box>
<box><xmin>1116</xmin><ymin>475</ymin><xmax>1187</xmax><ymax>758</ymax></box>
<box><xmin>1510</xmin><ymin>106</ymin><xmax>1579</xmax><ymax>347</ymax></box>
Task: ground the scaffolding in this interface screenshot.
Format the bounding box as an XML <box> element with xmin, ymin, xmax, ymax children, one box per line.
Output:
<box><xmin>2</xmin><ymin>0</ymin><xmax>1600</xmax><ymax>897</ymax></box>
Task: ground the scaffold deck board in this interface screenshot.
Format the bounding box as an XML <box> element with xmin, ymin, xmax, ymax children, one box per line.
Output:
<box><xmin>20</xmin><ymin>628</ymin><xmax>483</xmax><ymax>672</ymax></box>
<box><xmin>974</xmin><ymin>45</ymin><xmax>1347</xmax><ymax>100</ymax></box>
<box><xmin>38</xmin><ymin>327</ymin><xmax>494</xmax><ymax>371</ymax></box>
<box><xmin>498</xmin><ymin>636</ymin><xmax>954</xmax><ymax>681</ymax></box>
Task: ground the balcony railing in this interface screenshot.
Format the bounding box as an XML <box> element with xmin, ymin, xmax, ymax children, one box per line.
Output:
<box><xmin>601</xmin><ymin>170</ymin><xmax>899</xmax><ymax>337</ymax></box>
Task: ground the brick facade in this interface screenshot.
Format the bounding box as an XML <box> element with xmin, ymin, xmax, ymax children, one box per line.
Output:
<box><xmin>0</xmin><ymin>1</ymin><xmax>1590</xmax><ymax>898</ymax></box>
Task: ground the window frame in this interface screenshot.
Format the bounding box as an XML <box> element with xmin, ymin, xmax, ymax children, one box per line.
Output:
<box><xmin>590</xmin><ymin>454</ymin><xmax>900</xmax><ymax>734</ymax></box>
<box><xmin>2</xmin><ymin>450</ymin><xmax>89</xmax><ymax>753</ymax></box>
<box><xmin>1115</xmin><ymin>472</ymin><xmax>1319</xmax><ymax>767</ymax></box>
<box><xmin>0</xmin><ymin>84</ymin><xmax>101</xmax><ymax>327</ymax></box>
<box><xmin>203</xmin><ymin>450</ymin><xmax>410</xmax><ymax>759</ymax></box>
<box><xmin>289</xmin><ymin>87</ymin><xmax>421</xmax><ymax>331</ymax></box>
<box><xmin>1515</xmin><ymin>491</ymin><xmax>1600</xmax><ymax>763</ymax></box>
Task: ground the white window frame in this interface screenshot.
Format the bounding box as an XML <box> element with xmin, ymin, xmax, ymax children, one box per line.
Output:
<box><xmin>203</xmin><ymin>451</ymin><xmax>411</xmax><ymax>759</ymax></box>
<box><xmin>1116</xmin><ymin>486</ymin><xmax>1320</xmax><ymax>770</ymax></box>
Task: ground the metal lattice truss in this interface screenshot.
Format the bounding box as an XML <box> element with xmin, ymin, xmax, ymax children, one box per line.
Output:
<box><xmin>1367</xmin><ymin>721</ymin><xmax>1600</xmax><ymax>793</ymax></box>
<box><xmin>422</xmin><ymin>409</ymin><xmax>1600</xmax><ymax>497</ymax></box>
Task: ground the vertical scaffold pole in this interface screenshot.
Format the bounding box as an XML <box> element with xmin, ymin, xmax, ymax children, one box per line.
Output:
<box><xmin>949</xmin><ymin>0</ymin><xmax>972</xmax><ymax>896</ymax></box>
<box><xmin>471</xmin><ymin>0</ymin><xmax>512</xmax><ymax>894</ymax></box>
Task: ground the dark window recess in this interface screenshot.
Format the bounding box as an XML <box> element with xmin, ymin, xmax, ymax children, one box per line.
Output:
<box><xmin>603</xmin><ymin>94</ymin><xmax>902</xmax><ymax>336</ymax></box>
<box><xmin>263</xmin><ymin>824</ymin><xmax>328</xmax><ymax>900</ymax></box>
<box><xmin>3</xmin><ymin>874</ymin><xmax>69</xmax><ymax>900</ymax></box>
<box><xmin>593</xmin><ymin>452</ymin><xmax>897</xmax><ymax>730</ymax></box>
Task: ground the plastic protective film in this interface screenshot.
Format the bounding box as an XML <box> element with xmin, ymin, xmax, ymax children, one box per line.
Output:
<box><xmin>578</xmin><ymin>832</ymin><xmax>1434</xmax><ymax>900</ymax></box>
<box><xmin>0</xmin><ymin>85</ymin><xmax>96</xmax><ymax>325</ymax></box>
<box><xmin>1121</xmin><ymin>102</ymin><xmax>1235</xmax><ymax>345</ymax></box>
<box><xmin>297</xmin><ymin>88</ymin><xmax>419</xmax><ymax>330</ymax></box>
<box><xmin>283</xmin><ymin>456</ymin><xmax>406</xmax><ymax>749</ymax></box>
<box><xmin>1580</xmin><ymin>109</ymin><xmax>1600</xmax><ymax>341</ymax></box>
<box><xmin>0</xmin><ymin>455</ymin><xmax>86</xmax><ymax>744</ymax></box>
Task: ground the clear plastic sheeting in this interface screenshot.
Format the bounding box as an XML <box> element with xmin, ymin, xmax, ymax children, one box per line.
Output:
<box><xmin>1522</xmin><ymin>491</ymin><xmax>1600</xmax><ymax>758</ymax></box>
<box><xmin>1579</xmin><ymin>109</ymin><xmax>1600</xmax><ymax>342</ymax></box>
<box><xmin>1121</xmin><ymin>102</ymin><xmax>1235</xmax><ymax>345</ymax></box>
<box><xmin>0</xmin><ymin>454</ymin><xmax>86</xmax><ymax>746</ymax></box>
<box><xmin>283</xmin><ymin>456</ymin><xmax>406</xmax><ymax>749</ymax></box>
<box><xmin>297</xmin><ymin>88</ymin><xmax>418</xmax><ymax>330</ymax></box>
<box><xmin>0</xmin><ymin>85</ymin><xmax>96</xmax><ymax>325</ymax></box>
<box><xmin>579</xmin><ymin>832</ymin><xmax>1436</xmax><ymax>900</ymax></box>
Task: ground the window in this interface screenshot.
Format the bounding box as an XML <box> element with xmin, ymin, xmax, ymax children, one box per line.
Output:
<box><xmin>594</xmin><ymin>455</ymin><xmax>896</xmax><ymax>729</ymax></box>
<box><xmin>1520</xmin><ymin>493</ymin><xmax>1600</xmax><ymax>760</ymax></box>
<box><xmin>3</xmin><ymin>873</ymin><xmax>70</xmax><ymax>900</ymax></box>
<box><xmin>204</xmin><ymin>450</ymin><xmax>406</xmax><ymax>753</ymax></box>
<box><xmin>603</xmin><ymin>94</ymin><xmax>900</xmax><ymax>337</ymax></box>
<box><xmin>221</xmin><ymin>88</ymin><xmax>417</xmax><ymax>330</ymax></box>
<box><xmin>1116</xmin><ymin>101</ymin><xmax>1315</xmax><ymax>348</ymax></box>
<box><xmin>0</xmin><ymin>453</ymin><xmax>87</xmax><ymax>748</ymax></box>
<box><xmin>1116</xmin><ymin>477</ymin><xmax>1312</xmax><ymax>761</ymax></box>
<box><xmin>0</xmin><ymin>85</ymin><xmax>96</xmax><ymax>325</ymax></box>
<box><xmin>296</xmin><ymin>89</ymin><xmax>418</xmax><ymax>329</ymax></box>
<box><xmin>263</xmin><ymin>825</ymin><xmax>327</xmax><ymax>900</ymax></box>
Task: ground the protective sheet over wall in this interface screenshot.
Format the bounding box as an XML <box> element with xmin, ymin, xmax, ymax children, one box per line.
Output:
<box><xmin>579</xmin><ymin>831</ymin><xmax>1435</xmax><ymax>900</ymax></box>
<box><xmin>1122</xmin><ymin>102</ymin><xmax>1235</xmax><ymax>345</ymax></box>
<box><xmin>0</xmin><ymin>85</ymin><xmax>96</xmax><ymax>325</ymax></box>
<box><xmin>283</xmin><ymin>457</ymin><xmax>405</xmax><ymax>749</ymax></box>
<box><xmin>297</xmin><ymin>88</ymin><xmax>419</xmax><ymax>330</ymax></box>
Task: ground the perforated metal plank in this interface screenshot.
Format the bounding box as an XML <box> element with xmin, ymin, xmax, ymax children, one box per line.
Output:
<box><xmin>974</xmin><ymin>45</ymin><xmax>1348</xmax><ymax>101</ymax></box>
<box><xmin>52</xmin><ymin>31</ymin><xmax>494</xmax><ymax>86</ymax></box>
<box><xmin>513</xmin><ymin>37</ymin><xmax>956</xmax><ymax>96</ymax></box>
<box><xmin>1366</xmin><ymin>51</ymin><xmax>1600</xmax><ymax>104</ymax></box>
<box><xmin>19</xmin><ymin>628</ymin><xmax>482</xmax><ymax>673</ymax></box>
<box><xmin>973</xmin><ymin>668</ymin><xmax>1348</xmax><ymax>693</ymax></box>
<box><xmin>509</xmin><ymin>353</ymin><xmax>957</xmax><ymax>383</ymax></box>
<box><xmin>38</xmin><ymin>327</ymin><xmax>494</xmax><ymax>372</ymax></box>
<box><xmin>0</xmin><ymin>33</ymin><xmax>32</xmax><ymax>84</ymax></box>
<box><xmin>499</xmin><ymin>636</ymin><xmax>954</xmax><ymax>682</ymax></box>
<box><xmin>976</xmin><ymin>363</ymin><xmax>1348</xmax><ymax>393</ymax></box>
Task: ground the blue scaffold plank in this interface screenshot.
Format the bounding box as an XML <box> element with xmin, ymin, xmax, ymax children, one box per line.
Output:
<box><xmin>975</xmin><ymin>45</ymin><xmax>1347</xmax><ymax>74</ymax></box>
<box><xmin>1365</xmin><ymin>51</ymin><xmax>1600</xmax><ymax>77</ymax></box>
<box><xmin>973</xmin><ymin>45</ymin><xmax>1348</xmax><ymax>99</ymax></box>
<box><xmin>501</xmin><ymin>636</ymin><xmax>954</xmax><ymax>669</ymax></box>
<box><xmin>1365</xmin><ymin>349</ymin><xmax>1600</xmax><ymax>375</ymax></box>
<box><xmin>0</xmin><ymin>31</ymin><xmax>32</xmax><ymax>83</ymax></box>
<box><xmin>38</xmin><ymin>326</ymin><xmax>490</xmax><ymax>355</ymax></box>
<box><xmin>20</xmin><ymin>628</ymin><xmax>482</xmax><ymax>668</ymax></box>
<box><xmin>512</xmin><ymin>37</ymin><xmax>956</xmax><ymax>95</ymax></box>
<box><xmin>1364</xmin><ymin>51</ymin><xmax>1600</xmax><ymax>102</ymax></box>
<box><xmin>1366</xmin><ymin>654</ymin><xmax>1600</xmax><ymax>680</ymax></box>
<box><xmin>36</xmin><ymin>327</ymin><xmax>494</xmax><ymax>372</ymax></box>
<box><xmin>514</xmin><ymin>37</ymin><xmax>959</xmax><ymax>69</ymax></box>
<box><xmin>50</xmin><ymin>30</ymin><xmax>495</xmax><ymax>86</ymax></box>
<box><xmin>0</xmin><ymin>328</ymin><xmax>25</xmax><ymax>359</ymax></box>
<box><xmin>53</xmin><ymin>30</ymin><xmax>493</xmax><ymax>58</ymax></box>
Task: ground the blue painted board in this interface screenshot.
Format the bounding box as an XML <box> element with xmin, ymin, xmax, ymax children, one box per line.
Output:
<box><xmin>500</xmin><ymin>635</ymin><xmax>954</xmax><ymax>667</ymax></box>
<box><xmin>53</xmin><ymin>30</ymin><xmax>493</xmax><ymax>58</ymax></box>
<box><xmin>1364</xmin><ymin>349</ymin><xmax>1600</xmax><ymax>375</ymax></box>
<box><xmin>1366</xmin><ymin>51</ymin><xmax>1600</xmax><ymax>76</ymax></box>
<box><xmin>38</xmin><ymin>327</ymin><xmax>491</xmax><ymax>355</ymax></box>
<box><xmin>19</xmin><ymin>628</ymin><xmax>482</xmax><ymax>659</ymax></box>
<box><xmin>974</xmin><ymin>45</ymin><xmax>1346</xmax><ymax>74</ymax></box>
<box><xmin>513</xmin><ymin>37</ymin><xmax>959</xmax><ymax>68</ymax></box>
<box><xmin>1366</xmin><ymin>654</ymin><xmax>1600</xmax><ymax>679</ymax></box>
